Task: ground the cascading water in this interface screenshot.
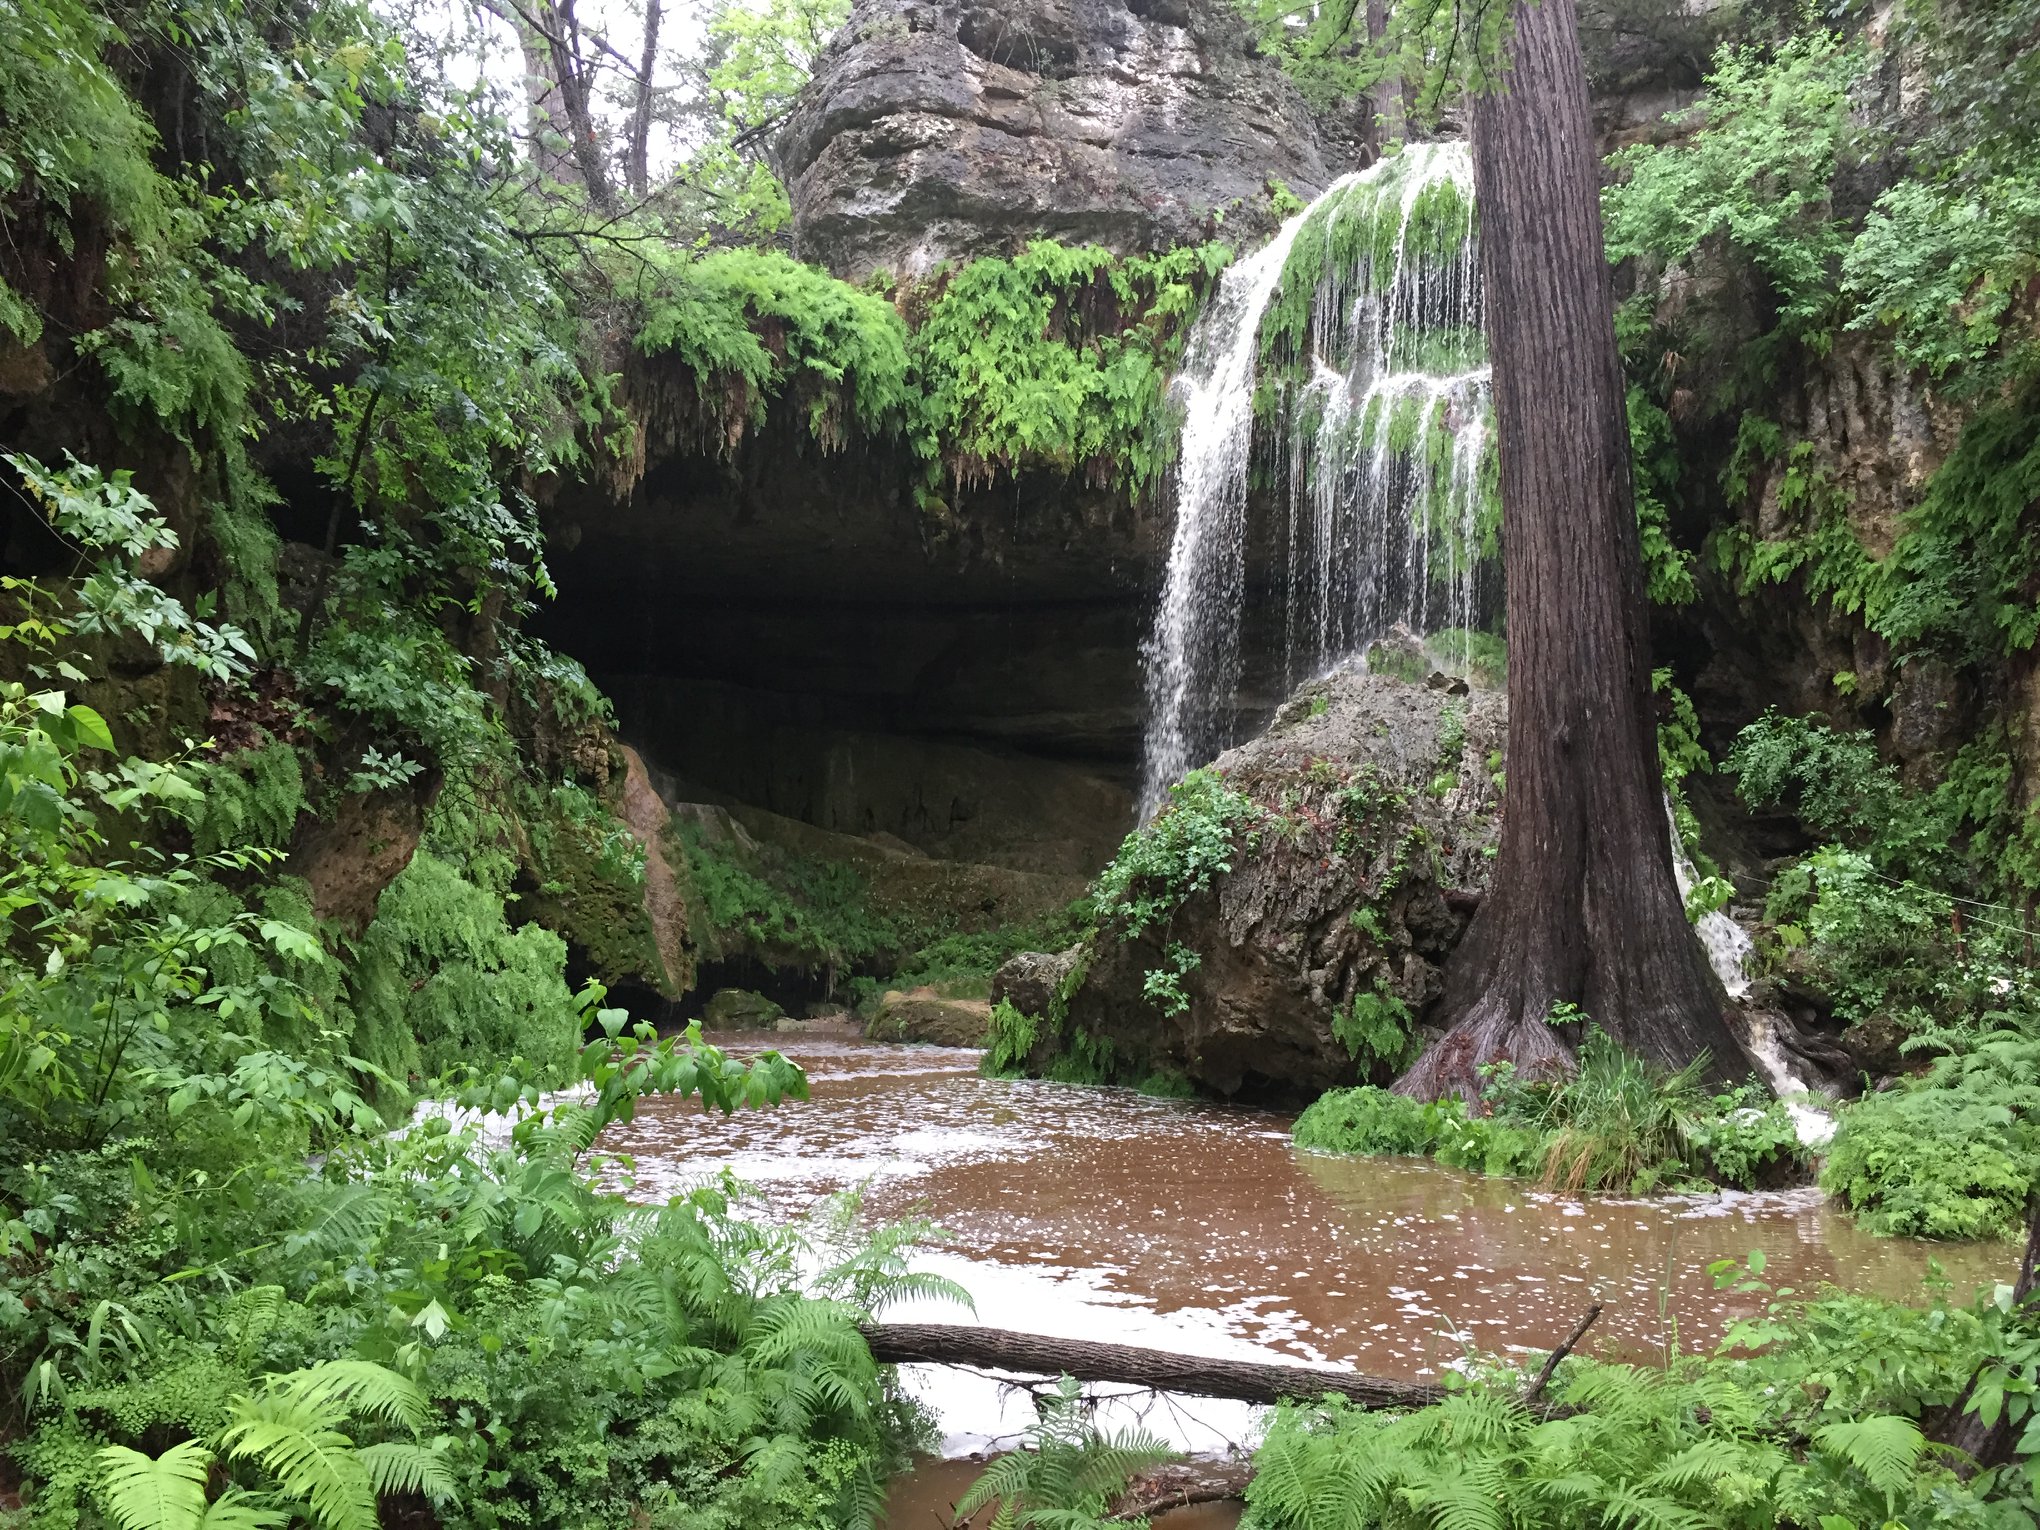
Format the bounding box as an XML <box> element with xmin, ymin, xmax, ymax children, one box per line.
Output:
<box><xmin>1141</xmin><ymin>143</ymin><xmax>1495</xmax><ymax>816</ymax></box>
<box><xmin>1666</xmin><ymin>803</ymin><xmax>1836</xmax><ymax>1147</ymax></box>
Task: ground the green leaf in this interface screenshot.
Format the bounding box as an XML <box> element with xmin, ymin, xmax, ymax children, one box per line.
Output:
<box><xmin>94</xmin><ymin>1441</ymin><xmax>213</xmax><ymax>1530</ymax></box>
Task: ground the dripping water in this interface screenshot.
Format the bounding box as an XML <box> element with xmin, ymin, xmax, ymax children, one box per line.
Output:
<box><xmin>1141</xmin><ymin>144</ymin><xmax>1495</xmax><ymax>816</ymax></box>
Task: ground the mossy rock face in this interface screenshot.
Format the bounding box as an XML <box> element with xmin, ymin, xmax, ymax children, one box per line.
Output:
<box><xmin>867</xmin><ymin>989</ymin><xmax>993</xmax><ymax>1048</ymax></box>
<box><xmin>703</xmin><ymin>988</ymin><xmax>786</xmax><ymax>1029</ymax></box>
<box><xmin>1038</xmin><ymin>668</ymin><xmax>1506</xmax><ymax>1100</ymax></box>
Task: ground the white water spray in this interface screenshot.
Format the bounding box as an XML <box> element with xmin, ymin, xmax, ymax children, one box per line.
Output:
<box><xmin>1139</xmin><ymin>194</ymin><xmax>1326</xmax><ymax>815</ymax></box>
<box><xmin>1141</xmin><ymin>145</ymin><xmax>1495</xmax><ymax>816</ymax></box>
<box><xmin>1666</xmin><ymin>801</ymin><xmax>1835</xmax><ymax>1148</ymax></box>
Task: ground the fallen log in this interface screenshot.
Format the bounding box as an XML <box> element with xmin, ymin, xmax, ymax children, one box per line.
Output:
<box><xmin>858</xmin><ymin>1322</ymin><xmax>1447</xmax><ymax>1409</ymax></box>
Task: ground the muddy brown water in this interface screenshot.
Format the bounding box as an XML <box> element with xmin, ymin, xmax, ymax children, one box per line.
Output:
<box><xmin>597</xmin><ymin>1036</ymin><xmax>2011</xmax><ymax>1522</ymax></box>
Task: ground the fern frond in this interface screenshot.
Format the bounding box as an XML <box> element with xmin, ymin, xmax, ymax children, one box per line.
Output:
<box><xmin>198</xmin><ymin>1490</ymin><xmax>288</xmax><ymax>1530</ymax></box>
<box><xmin>276</xmin><ymin>1360</ymin><xmax>431</xmax><ymax>1433</ymax></box>
<box><xmin>94</xmin><ymin>1442</ymin><xmax>212</xmax><ymax>1530</ymax></box>
<box><xmin>356</xmin><ymin>1442</ymin><xmax>457</xmax><ymax>1505</ymax></box>
<box><xmin>1813</xmin><ymin>1415</ymin><xmax>1925</xmax><ymax>1502</ymax></box>
<box><xmin>219</xmin><ymin>1393</ymin><xmax>376</xmax><ymax>1530</ymax></box>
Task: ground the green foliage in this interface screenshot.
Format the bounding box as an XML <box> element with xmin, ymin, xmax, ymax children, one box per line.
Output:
<box><xmin>864</xmin><ymin>901</ymin><xmax>1093</xmax><ymax>1005</ymax></box>
<box><xmin>906</xmin><ymin>240</ymin><xmax>1232</xmax><ymax>493</ymax></box>
<box><xmin>186</xmin><ymin>741</ymin><xmax>307</xmax><ymax>858</ymax></box>
<box><xmin>8</xmin><ymin>456</ymin><xmax>256</xmax><ymax>683</ymax></box>
<box><xmin>692</xmin><ymin>0</ymin><xmax>851</xmax><ymax>238</ymax></box>
<box><xmin>636</xmin><ymin>249</ymin><xmax>911</xmax><ymax>449</ymax></box>
<box><xmin>1093</xmin><ymin>770</ymin><xmax>1260</xmax><ymax>940</ymax></box>
<box><xmin>982</xmin><ymin>1000</ymin><xmax>1040</xmax><ymax>1079</ymax></box>
<box><xmin>954</xmin><ymin>1374</ymin><xmax>1173</xmax><ymax>1530</ymax></box>
<box><xmin>1726</xmin><ymin>712</ymin><xmax>2040</xmax><ymax>1030</ymax></box>
<box><xmin>0</xmin><ymin>0</ymin><xmax>250</xmax><ymax>437</ymax></box>
<box><xmin>1244</xmin><ymin>1263</ymin><xmax>2039</xmax><ymax>1530</ymax></box>
<box><xmin>1141</xmin><ymin>942</ymin><xmax>1201</xmax><ymax>1018</ymax></box>
<box><xmin>349</xmin><ymin>851</ymin><xmax>582</xmax><ymax>1091</ymax></box>
<box><xmin>1296</xmin><ymin>1031</ymin><xmax>1806</xmax><ymax>1193</ymax></box>
<box><xmin>1605</xmin><ymin>35</ymin><xmax>1866</xmax><ymax>380</ymax></box>
<box><xmin>677</xmin><ymin>821</ymin><xmax>903</xmax><ymax>976</ymax></box>
<box><xmin>1873</xmin><ymin>379</ymin><xmax>2040</xmax><ymax>661</ymax></box>
<box><xmin>1824</xmin><ymin>1035</ymin><xmax>2040</xmax><ymax>1241</ymax></box>
<box><xmin>1329</xmin><ymin>984</ymin><xmax>1414</xmax><ymax>1074</ymax></box>
<box><xmin>1630</xmin><ymin>389</ymin><xmax>1698</xmax><ymax>605</ymax></box>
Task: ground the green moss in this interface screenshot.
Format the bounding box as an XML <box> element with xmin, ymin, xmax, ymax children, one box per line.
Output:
<box><xmin>522</xmin><ymin>780</ymin><xmax>671</xmax><ymax>996</ymax></box>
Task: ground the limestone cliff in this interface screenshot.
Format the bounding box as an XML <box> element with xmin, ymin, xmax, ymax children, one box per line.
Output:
<box><xmin>781</xmin><ymin>0</ymin><xmax>1327</xmax><ymax>280</ymax></box>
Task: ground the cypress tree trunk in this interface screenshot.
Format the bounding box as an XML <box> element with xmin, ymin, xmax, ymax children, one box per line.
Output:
<box><xmin>1396</xmin><ymin>0</ymin><xmax>1746</xmax><ymax>1102</ymax></box>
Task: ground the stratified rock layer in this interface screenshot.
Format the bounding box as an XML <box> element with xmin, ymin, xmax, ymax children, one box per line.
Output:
<box><xmin>781</xmin><ymin>0</ymin><xmax>1327</xmax><ymax>279</ymax></box>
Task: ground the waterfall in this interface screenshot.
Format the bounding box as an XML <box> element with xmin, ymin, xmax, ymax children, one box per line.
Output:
<box><xmin>1141</xmin><ymin>144</ymin><xmax>1494</xmax><ymax>816</ymax></box>
<box><xmin>1666</xmin><ymin>800</ymin><xmax>1835</xmax><ymax>1148</ymax></box>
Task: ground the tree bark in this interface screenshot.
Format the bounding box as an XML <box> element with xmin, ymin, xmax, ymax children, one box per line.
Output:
<box><xmin>858</xmin><ymin>1323</ymin><xmax>1446</xmax><ymax>1409</ymax></box>
<box><xmin>626</xmin><ymin>0</ymin><xmax>663</xmax><ymax>196</ymax></box>
<box><xmin>1397</xmin><ymin>0</ymin><xmax>1746</xmax><ymax>1102</ymax></box>
<box><xmin>489</xmin><ymin>0</ymin><xmax>618</xmax><ymax>212</ymax></box>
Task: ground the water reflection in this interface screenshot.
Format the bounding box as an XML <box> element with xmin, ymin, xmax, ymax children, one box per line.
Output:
<box><xmin>599</xmin><ymin>1037</ymin><xmax>2011</xmax><ymax>1453</ymax></box>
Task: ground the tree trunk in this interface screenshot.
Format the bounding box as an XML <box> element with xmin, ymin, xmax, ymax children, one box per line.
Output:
<box><xmin>626</xmin><ymin>0</ymin><xmax>663</xmax><ymax>196</ymax></box>
<box><xmin>1363</xmin><ymin>0</ymin><xmax>1396</xmax><ymax>161</ymax></box>
<box><xmin>491</xmin><ymin>0</ymin><xmax>617</xmax><ymax>212</ymax></box>
<box><xmin>858</xmin><ymin>1323</ymin><xmax>1446</xmax><ymax>1409</ymax></box>
<box><xmin>544</xmin><ymin>0</ymin><xmax>619</xmax><ymax>213</ymax></box>
<box><xmin>1396</xmin><ymin>0</ymin><xmax>1745</xmax><ymax>1102</ymax></box>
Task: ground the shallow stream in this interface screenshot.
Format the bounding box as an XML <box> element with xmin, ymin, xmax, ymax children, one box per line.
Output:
<box><xmin>598</xmin><ymin>1035</ymin><xmax>2011</xmax><ymax>1524</ymax></box>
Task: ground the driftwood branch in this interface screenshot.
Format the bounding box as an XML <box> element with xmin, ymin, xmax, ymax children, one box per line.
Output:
<box><xmin>1524</xmin><ymin>1301</ymin><xmax>1602</xmax><ymax>1404</ymax></box>
<box><xmin>859</xmin><ymin>1323</ymin><xmax>1446</xmax><ymax>1410</ymax></box>
<box><xmin>1108</xmin><ymin>1460</ymin><xmax>1254</xmax><ymax>1521</ymax></box>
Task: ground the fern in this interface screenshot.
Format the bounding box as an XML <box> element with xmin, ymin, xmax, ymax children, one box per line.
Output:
<box><xmin>953</xmin><ymin>1375</ymin><xmax>1174</xmax><ymax>1528</ymax></box>
<box><xmin>354</xmin><ymin>1441</ymin><xmax>457</xmax><ymax>1503</ymax></box>
<box><xmin>218</xmin><ymin>1392</ymin><xmax>378</xmax><ymax>1530</ymax></box>
<box><xmin>94</xmin><ymin>1441</ymin><xmax>212</xmax><ymax>1530</ymax></box>
<box><xmin>1813</xmin><ymin>1416</ymin><xmax>1926</xmax><ymax>1507</ymax></box>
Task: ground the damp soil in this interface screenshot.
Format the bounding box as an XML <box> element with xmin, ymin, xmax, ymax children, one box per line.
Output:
<box><xmin>598</xmin><ymin>1035</ymin><xmax>2013</xmax><ymax>1510</ymax></box>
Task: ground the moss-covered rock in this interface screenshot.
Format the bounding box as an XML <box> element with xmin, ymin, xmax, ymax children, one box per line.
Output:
<box><xmin>867</xmin><ymin>988</ymin><xmax>993</xmax><ymax>1047</ymax></box>
<box><xmin>1018</xmin><ymin>667</ymin><xmax>1505</xmax><ymax>1099</ymax></box>
<box><xmin>703</xmin><ymin>988</ymin><xmax>787</xmax><ymax>1029</ymax></box>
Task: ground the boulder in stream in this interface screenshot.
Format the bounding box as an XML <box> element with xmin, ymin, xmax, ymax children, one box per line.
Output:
<box><xmin>704</xmin><ymin>988</ymin><xmax>787</xmax><ymax>1029</ymax></box>
<box><xmin>868</xmin><ymin>988</ymin><xmax>994</xmax><ymax>1046</ymax></box>
<box><xmin>1010</xmin><ymin>667</ymin><xmax>1505</xmax><ymax>1098</ymax></box>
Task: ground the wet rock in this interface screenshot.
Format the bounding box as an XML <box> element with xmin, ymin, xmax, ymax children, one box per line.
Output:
<box><xmin>781</xmin><ymin>0</ymin><xmax>1326</xmax><ymax>280</ymax></box>
<box><xmin>990</xmin><ymin>947</ymin><xmax>1080</xmax><ymax>1016</ymax></box>
<box><xmin>1839</xmin><ymin>1011</ymin><xmax>1917</xmax><ymax>1082</ymax></box>
<box><xmin>868</xmin><ymin>988</ymin><xmax>993</xmax><ymax>1046</ymax></box>
<box><xmin>704</xmin><ymin>988</ymin><xmax>787</xmax><ymax>1029</ymax></box>
<box><xmin>1033</xmin><ymin>667</ymin><xmax>1505</xmax><ymax>1099</ymax></box>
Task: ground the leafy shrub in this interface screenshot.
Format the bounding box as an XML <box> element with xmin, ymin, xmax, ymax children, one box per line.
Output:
<box><xmin>1093</xmin><ymin>769</ymin><xmax>1260</xmax><ymax>938</ymax></box>
<box><xmin>1292</xmin><ymin>1085</ymin><xmax>1546</xmax><ymax>1179</ymax></box>
<box><xmin>1824</xmin><ymin>1036</ymin><xmax>2040</xmax><ymax>1241</ymax></box>
<box><xmin>1329</xmin><ymin>984</ymin><xmax>1415</xmax><ymax>1073</ymax></box>
<box><xmin>1296</xmin><ymin>1032</ymin><xmax>1807</xmax><ymax>1193</ymax></box>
